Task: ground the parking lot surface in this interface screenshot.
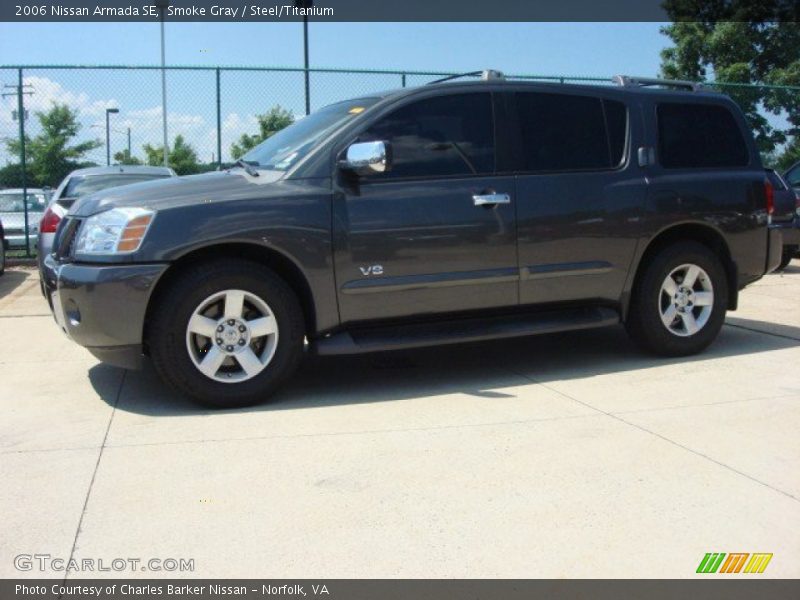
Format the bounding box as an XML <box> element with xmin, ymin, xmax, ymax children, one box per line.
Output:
<box><xmin>1</xmin><ymin>264</ymin><xmax>799</xmax><ymax>578</ymax></box>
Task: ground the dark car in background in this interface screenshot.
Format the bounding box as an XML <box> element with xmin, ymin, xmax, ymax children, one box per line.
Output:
<box><xmin>785</xmin><ymin>160</ymin><xmax>800</xmax><ymax>193</ymax></box>
<box><xmin>38</xmin><ymin>166</ymin><xmax>176</xmax><ymax>275</ymax></box>
<box><xmin>766</xmin><ymin>168</ymin><xmax>800</xmax><ymax>269</ymax></box>
<box><xmin>42</xmin><ymin>72</ymin><xmax>781</xmax><ymax>408</ymax></box>
<box><xmin>0</xmin><ymin>219</ymin><xmax>5</xmax><ymax>276</ymax></box>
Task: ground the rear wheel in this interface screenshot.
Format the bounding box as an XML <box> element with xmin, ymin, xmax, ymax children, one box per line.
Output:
<box><xmin>626</xmin><ymin>242</ymin><xmax>728</xmax><ymax>356</ymax></box>
<box><xmin>0</xmin><ymin>236</ymin><xmax>5</xmax><ymax>276</ymax></box>
<box><xmin>149</xmin><ymin>260</ymin><xmax>305</xmax><ymax>408</ymax></box>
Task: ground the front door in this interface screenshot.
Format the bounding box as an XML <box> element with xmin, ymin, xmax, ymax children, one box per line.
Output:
<box><xmin>333</xmin><ymin>92</ymin><xmax>518</xmax><ymax>324</ymax></box>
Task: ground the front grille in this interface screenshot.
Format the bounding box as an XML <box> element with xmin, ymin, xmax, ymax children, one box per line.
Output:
<box><xmin>54</xmin><ymin>217</ymin><xmax>82</xmax><ymax>259</ymax></box>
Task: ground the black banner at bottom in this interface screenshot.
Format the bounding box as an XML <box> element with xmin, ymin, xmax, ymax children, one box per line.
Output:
<box><xmin>3</xmin><ymin>580</ymin><xmax>799</xmax><ymax>600</ymax></box>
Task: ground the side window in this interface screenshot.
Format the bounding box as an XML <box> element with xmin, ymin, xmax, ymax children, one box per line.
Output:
<box><xmin>359</xmin><ymin>93</ymin><xmax>494</xmax><ymax>179</ymax></box>
<box><xmin>515</xmin><ymin>92</ymin><xmax>617</xmax><ymax>172</ymax></box>
<box><xmin>657</xmin><ymin>103</ymin><xmax>749</xmax><ymax>169</ymax></box>
<box><xmin>786</xmin><ymin>164</ymin><xmax>800</xmax><ymax>188</ymax></box>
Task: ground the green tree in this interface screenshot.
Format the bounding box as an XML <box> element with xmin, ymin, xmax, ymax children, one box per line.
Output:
<box><xmin>660</xmin><ymin>4</ymin><xmax>800</xmax><ymax>164</ymax></box>
<box><xmin>0</xmin><ymin>163</ymin><xmax>33</xmax><ymax>188</ymax></box>
<box><xmin>113</xmin><ymin>149</ymin><xmax>142</xmax><ymax>165</ymax></box>
<box><xmin>230</xmin><ymin>106</ymin><xmax>294</xmax><ymax>160</ymax></box>
<box><xmin>5</xmin><ymin>103</ymin><xmax>101</xmax><ymax>186</ymax></box>
<box><xmin>143</xmin><ymin>134</ymin><xmax>201</xmax><ymax>175</ymax></box>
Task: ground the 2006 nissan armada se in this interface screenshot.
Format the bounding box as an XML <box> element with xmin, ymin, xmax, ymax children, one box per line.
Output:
<box><xmin>42</xmin><ymin>71</ymin><xmax>782</xmax><ymax>407</ymax></box>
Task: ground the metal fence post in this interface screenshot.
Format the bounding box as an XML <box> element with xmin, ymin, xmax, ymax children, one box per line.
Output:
<box><xmin>216</xmin><ymin>68</ymin><xmax>222</xmax><ymax>168</ymax></box>
<box><xmin>401</xmin><ymin>73</ymin><xmax>406</xmax><ymax>88</ymax></box>
<box><xmin>18</xmin><ymin>67</ymin><xmax>30</xmax><ymax>258</ymax></box>
<box><xmin>303</xmin><ymin>18</ymin><xmax>311</xmax><ymax>115</ymax></box>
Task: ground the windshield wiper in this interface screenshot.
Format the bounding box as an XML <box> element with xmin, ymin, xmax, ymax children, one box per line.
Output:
<box><xmin>233</xmin><ymin>159</ymin><xmax>260</xmax><ymax>177</ymax></box>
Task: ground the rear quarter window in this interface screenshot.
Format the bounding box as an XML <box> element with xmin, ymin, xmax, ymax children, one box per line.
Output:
<box><xmin>657</xmin><ymin>102</ymin><xmax>749</xmax><ymax>169</ymax></box>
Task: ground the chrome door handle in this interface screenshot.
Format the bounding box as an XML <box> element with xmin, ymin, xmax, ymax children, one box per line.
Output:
<box><xmin>472</xmin><ymin>193</ymin><xmax>511</xmax><ymax>206</ymax></box>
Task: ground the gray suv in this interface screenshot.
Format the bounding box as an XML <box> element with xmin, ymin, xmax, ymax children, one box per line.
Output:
<box><xmin>42</xmin><ymin>72</ymin><xmax>782</xmax><ymax>408</ymax></box>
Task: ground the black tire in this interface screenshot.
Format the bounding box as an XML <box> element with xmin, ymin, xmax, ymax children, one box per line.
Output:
<box><xmin>0</xmin><ymin>238</ymin><xmax>5</xmax><ymax>276</ymax></box>
<box><xmin>778</xmin><ymin>247</ymin><xmax>793</xmax><ymax>271</ymax></box>
<box><xmin>626</xmin><ymin>241</ymin><xmax>728</xmax><ymax>357</ymax></box>
<box><xmin>149</xmin><ymin>260</ymin><xmax>305</xmax><ymax>408</ymax></box>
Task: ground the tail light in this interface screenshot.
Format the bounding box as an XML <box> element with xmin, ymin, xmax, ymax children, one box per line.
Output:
<box><xmin>795</xmin><ymin>192</ymin><xmax>800</xmax><ymax>217</ymax></box>
<box><xmin>764</xmin><ymin>179</ymin><xmax>774</xmax><ymax>217</ymax></box>
<box><xmin>40</xmin><ymin>206</ymin><xmax>61</xmax><ymax>234</ymax></box>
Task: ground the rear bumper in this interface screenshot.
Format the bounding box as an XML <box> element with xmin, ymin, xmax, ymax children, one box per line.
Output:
<box><xmin>5</xmin><ymin>233</ymin><xmax>38</xmax><ymax>249</ymax></box>
<box><xmin>42</xmin><ymin>254</ymin><xmax>168</xmax><ymax>369</ymax></box>
<box><xmin>766</xmin><ymin>226</ymin><xmax>784</xmax><ymax>273</ymax></box>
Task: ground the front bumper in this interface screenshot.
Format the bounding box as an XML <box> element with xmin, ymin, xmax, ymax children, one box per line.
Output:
<box><xmin>42</xmin><ymin>254</ymin><xmax>168</xmax><ymax>369</ymax></box>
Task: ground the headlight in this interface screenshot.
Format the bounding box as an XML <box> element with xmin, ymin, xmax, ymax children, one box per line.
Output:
<box><xmin>75</xmin><ymin>207</ymin><xmax>155</xmax><ymax>255</ymax></box>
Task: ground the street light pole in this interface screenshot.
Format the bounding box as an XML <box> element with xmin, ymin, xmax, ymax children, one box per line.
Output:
<box><xmin>156</xmin><ymin>0</ymin><xmax>170</xmax><ymax>166</ymax></box>
<box><xmin>105</xmin><ymin>107</ymin><xmax>119</xmax><ymax>165</ymax></box>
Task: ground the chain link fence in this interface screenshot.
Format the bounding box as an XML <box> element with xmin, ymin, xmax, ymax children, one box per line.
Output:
<box><xmin>1</xmin><ymin>64</ymin><xmax>798</xmax><ymax>257</ymax></box>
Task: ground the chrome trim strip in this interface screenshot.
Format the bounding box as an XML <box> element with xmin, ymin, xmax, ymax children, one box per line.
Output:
<box><xmin>341</xmin><ymin>267</ymin><xmax>518</xmax><ymax>295</ymax></box>
<box><xmin>523</xmin><ymin>261</ymin><xmax>613</xmax><ymax>280</ymax></box>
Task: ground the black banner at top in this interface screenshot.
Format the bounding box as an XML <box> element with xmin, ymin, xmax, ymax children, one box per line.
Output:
<box><xmin>1</xmin><ymin>0</ymin><xmax>799</xmax><ymax>22</ymax></box>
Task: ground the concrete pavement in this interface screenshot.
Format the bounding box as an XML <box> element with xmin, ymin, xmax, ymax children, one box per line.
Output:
<box><xmin>1</xmin><ymin>264</ymin><xmax>798</xmax><ymax>578</ymax></box>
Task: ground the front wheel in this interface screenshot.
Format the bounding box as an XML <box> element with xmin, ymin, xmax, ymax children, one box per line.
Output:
<box><xmin>149</xmin><ymin>260</ymin><xmax>305</xmax><ymax>408</ymax></box>
<box><xmin>626</xmin><ymin>242</ymin><xmax>728</xmax><ymax>357</ymax></box>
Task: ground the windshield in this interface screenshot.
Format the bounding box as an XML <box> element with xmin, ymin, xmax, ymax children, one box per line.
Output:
<box><xmin>0</xmin><ymin>192</ymin><xmax>47</xmax><ymax>212</ymax></box>
<box><xmin>62</xmin><ymin>174</ymin><xmax>171</xmax><ymax>199</ymax></box>
<box><xmin>242</xmin><ymin>98</ymin><xmax>379</xmax><ymax>171</ymax></box>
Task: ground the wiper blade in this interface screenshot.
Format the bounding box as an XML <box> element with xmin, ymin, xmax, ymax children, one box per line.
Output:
<box><xmin>234</xmin><ymin>159</ymin><xmax>260</xmax><ymax>177</ymax></box>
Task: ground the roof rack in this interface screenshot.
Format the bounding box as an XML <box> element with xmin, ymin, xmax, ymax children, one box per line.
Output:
<box><xmin>427</xmin><ymin>69</ymin><xmax>505</xmax><ymax>85</ymax></box>
<box><xmin>612</xmin><ymin>75</ymin><xmax>704</xmax><ymax>92</ymax></box>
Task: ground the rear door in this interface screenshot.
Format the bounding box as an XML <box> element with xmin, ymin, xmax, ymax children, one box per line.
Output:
<box><xmin>332</xmin><ymin>91</ymin><xmax>518</xmax><ymax>324</ymax></box>
<box><xmin>508</xmin><ymin>89</ymin><xmax>646</xmax><ymax>306</ymax></box>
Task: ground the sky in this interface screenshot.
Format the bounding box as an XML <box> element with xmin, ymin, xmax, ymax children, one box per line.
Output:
<box><xmin>0</xmin><ymin>22</ymin><xmax>670</xmax><ymax>165</ymax></box>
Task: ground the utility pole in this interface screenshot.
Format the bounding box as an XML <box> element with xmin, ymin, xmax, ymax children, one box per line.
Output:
<box><xmin>127</xmin><ymin>127</ymin><xmax>131</xmax><ymax>157</ymax></box>
<box><xmin>156</xmin><ymin>0</ymin><xmax>170</xmax><ymax>166</ymax></box>
<box><xmin>105</xmin><ymin>107</ymin><xmax>119</xmax><ymax>165</ymax></box>
<box><xmin>2</xmin><ymin>75</ymin><xmax>34</xmax><ymax>257</ymax></box>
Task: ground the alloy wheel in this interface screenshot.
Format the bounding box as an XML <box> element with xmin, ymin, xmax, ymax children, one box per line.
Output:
<box><xmin>185</xmin><ymin>289</ymin><xmax>279</xmax><ymax>383</ymax></box>
<box><xmin>658</xmin><ymin>263</ymin><xmax>714</xmax><ymax>337</ymax></box>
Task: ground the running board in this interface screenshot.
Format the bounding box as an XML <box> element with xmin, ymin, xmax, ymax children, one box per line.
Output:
<box><xmin>312</xmin><ymin>307</ymin><xmax>620</xmax><ymax>356</ymax></box>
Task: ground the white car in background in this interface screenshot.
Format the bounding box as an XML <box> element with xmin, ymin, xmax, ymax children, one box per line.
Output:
<box><xmin>0</xmin><ymin>188</ymin><xmax>49</xmax><ymax>252</ymax></box>
<box><xmin>38</xmin><ymin>165</ymin><xmax>176</xmax><ymax>273</ymax></box>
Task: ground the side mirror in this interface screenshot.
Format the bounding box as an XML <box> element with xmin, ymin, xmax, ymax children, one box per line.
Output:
<box><xmin>340</xmin><ymin>141</ymin><xmax>390</xmax><ymax>175</ymax></box>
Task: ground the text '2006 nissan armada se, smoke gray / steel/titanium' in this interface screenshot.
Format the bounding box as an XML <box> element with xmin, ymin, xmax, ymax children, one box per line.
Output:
<box><xmin>42</xmin><ymin>71</ymin><xmax>783</xmax><ymax>408</ymax></box>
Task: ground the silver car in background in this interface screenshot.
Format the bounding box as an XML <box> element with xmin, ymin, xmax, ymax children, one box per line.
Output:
<box><xmin>0</xmin><ymin>188</ymin><xmax>49</xmax><ymax>252</ymax></box>
<box><xmin>38</xmin><ymin>165</ymin><xmax>176</xmax><ymax>273</ymax></box>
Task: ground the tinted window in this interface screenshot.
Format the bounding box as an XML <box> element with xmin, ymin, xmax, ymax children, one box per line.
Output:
<box><xmin>786</xmin><ymin>164</ymin><xmax>800</xmax><ymax>187</ymax></box>
<box><xmin>63</xmin><ymin>174</ymin><xmax>171</xmax><ymax>199</ymax></box>
<box><xmin>658</xmin><ymin>103</ymin><xmax>749</xmax><ymax>168</ymax></box>
<box><xmin>515</xmin><ymin>92</ymin><xmax>614</xmax><ymax>172</ymax></box>
<box><xmin>360</xmin><ymin>93</ymin><xmax>494</xmax><ymax>179</ymax></box>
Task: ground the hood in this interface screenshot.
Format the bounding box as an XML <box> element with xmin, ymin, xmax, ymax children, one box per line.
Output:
<box><xmin>69</xmin><ymin>168</ymin><xmax>285</xmax><ymax>217</ymax></box>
